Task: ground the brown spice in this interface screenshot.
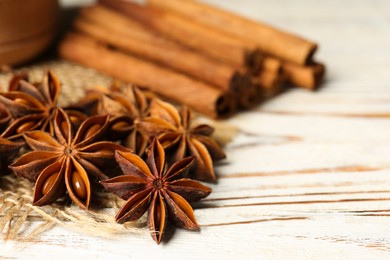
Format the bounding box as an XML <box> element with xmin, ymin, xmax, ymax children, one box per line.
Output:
<box><xmin>283</xmin><ymin>62</ymin><xmax>326</xmax><ymax>90</ymax></box>
<box><xmin>76</xmin><ymin>83</ymin><xmax>153</xmax><ymax>156</ymax></box>
<box><xmin>0</xmin><ymin>136</ymin><xmax>24</xmax><ymax>173</ymax></box>
<box><xmin>253</xmin><ymin>71</ymin><xmax>287</xmax><ymax>100</ymax></box>
<box><xmin>9</xmin><ymin>108</ymin><xmax>130</xmax><ymax>209</ymax></box>
<box><xmin>0</xmin><ymin>71</ymin><xmax>86</xmax><ymax>137</ymax></box>
<box><xmin>139</xmin><ymin>99</ymin><xmax>226</xmax><ymax>182</ymax></box>
<box><xmin>101</xmin><ymin>138</ymin><xmax>211</xmax><ymax>244</ymax></box>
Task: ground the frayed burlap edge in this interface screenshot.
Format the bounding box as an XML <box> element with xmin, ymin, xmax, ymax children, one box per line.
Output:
<box><xmin>0</xmin><ymin>59</ymin><xmax>237</xmax><ymax>242</ymax></box>
<box><xmin>0</xmin><ymin>174</ymin><xmax>144</xmax><ymax>242</ymax></box>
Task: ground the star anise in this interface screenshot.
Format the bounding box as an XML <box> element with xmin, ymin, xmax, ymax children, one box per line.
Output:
<box><xmin>0</xmin><ymin>103</ymin><xmax>23</xmax><ymax>172</ymax></box>
<box><xmin>0</xmin><ymin>71</ymin><xmax>86</xmax><ymax>137</ymax></box>
<box><xmin>101</xmin><ymin>138</ymin><xmax>211</xmax><ymax>244</ymax></box>
<box><xmin>71</xmin><ymin>82</ymin><xmax>152</xmax><ymax>156</ymax></box>
<box><xmin>139</xmin><ymin>100</ymin><xmax>226</xmax><ymax>182</ymax></box>
<box><xmin>0</xmin><ymin>103</ymin><xmax>11</xmax><ymax>130</ymax></box>
<box><xmin>0</xmin><ymin>136</ymin><xmax>24</xmax><ymax>173</ymax></box>
<box><xmin>9</xmin><ymin>108</ymin><xmax>130</xmax><ymax>209</ymax></box>
<box><xmin>104</xmin><ymin>86</ymin><xmax>152</xmax><ymax>156</ymax></box>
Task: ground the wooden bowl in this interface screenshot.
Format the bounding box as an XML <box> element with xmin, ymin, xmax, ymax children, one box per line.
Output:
<box><xmin>0</xmin><ymin>0</ymin><xmax>59</xmax><ymax>66</ymax></box>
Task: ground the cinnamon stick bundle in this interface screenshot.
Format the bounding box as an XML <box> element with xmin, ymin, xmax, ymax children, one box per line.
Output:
<box><xmin>146</xmin><ymin>0</ymin><xmax>317</xmax><ymax>65</ymax></box>
<box><xmin>283</xmin><ymin>62</ymin><xmax>325</xmax><ymax>90</ymax></box>
<box><xmin>59</xmin><ymin>34</ymin><xmax>236</xmax><ymax>118</ymax></box>
<box><xmin>145</xmin><ymin>0</ymin><xmax>326</xmax><ymax>90</ymax></box>
<box><xmin>99</xmin><ymin>0</ymin><xmax>325</xmax><ymax>91</ymax></box>
<box><xmin>98</xmin><ymin>0</ymin><xmax>262</xmax><ymax>70</ymax></box>
<box><xmin>75</xmin><ymin>5</ymin><xmax>257</xmax><ymax>108</ymax></box>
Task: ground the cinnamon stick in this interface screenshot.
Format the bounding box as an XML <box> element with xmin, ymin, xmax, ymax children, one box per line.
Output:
<box><xmin>234</xmin><ymin>71</ymin><xmax>262</xmax><ymax>109</ymax></box>
<box><xmin>283</xmin><ymin>62</ymin><xmax>325</xmax><ymax>90</ymax></box>
<box><xmin>246</xmin><ymin>55</ymin><xmax>285</xmax><ymax>99</ymax></box>
<box><xmin>74</xmin><ymin>5</ymin><xmax>256</xmax><ymax>108</ymax></box>
<box><xmin>58</xmin><ymin>33</ymin><xmax>236</xmax><ymax>118</ymax></box>
<box><xmin>261</xmin><ymin>57</ymin><xmax>283</xmax><ymax>75</ymax></box>
<box><xmin>78</xmin><ymin>5</ymin><xmax>179</xmax><ymax>51</ymax></box>
<box><xmin>98</xmin><ymin>0</ymin><xmax>261</xmax><ymax>70</ymax></box>
<box><xmin>147</xmin><ymin>0</ymin><xmax>317</xmax><ymax>65</ymax></box>
<box><xmin>254</xmin><ymin>71</ymin><xmax>287</xmax><ymax>99</ymax></box>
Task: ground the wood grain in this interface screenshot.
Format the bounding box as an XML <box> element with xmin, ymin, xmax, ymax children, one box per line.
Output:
<box><xmin>2</xmin><ymin>0</ymin><xmax>390</xmax><ymax>258</ymax></box>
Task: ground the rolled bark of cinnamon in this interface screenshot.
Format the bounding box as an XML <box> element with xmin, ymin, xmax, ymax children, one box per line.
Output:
<box><xmin>283</xmin><ymin>62</ymin><xmax>325</xmax><ymax>90</ymax></box>
<box><xmin>235</xmin><ymin>73</ymin><xmax>262</xmax><ymax>109</ymax></box>
<box><xmin>146</xmin><ymin>0</ymin><xmax>317</xmax><ymax>65</ymax></box>
<box><xmin>261</xmin><ymin>57</ymin><xmax>283</xmax><ymax>76</ymax></box>
<box><xmin>98</xmin><ymin>0</ymin><xmax>262</xmax><ymax>70</ymax></box>
<box><xmin>59</xmin><ymin>33</ymin><xmax>236</xmax><ymax>118</ymax></box>
<box><xmin>74</xmin><ymin>5</ymin><xmax>256</xmax><ymax>108</ymax></box>
<box><xmin>253</xmin><ymin>71</ymin><xmax>287</xmax><ymax>99</ymax></box>
<box><xmin>248</xmin><ymin>55</ymin><xmax>285</xmax><ymax>99</ymax></box>
<box><xmin>78</xmin><ymin>5</ymin><xmax>180</xmax><ymax>51</ymax></box>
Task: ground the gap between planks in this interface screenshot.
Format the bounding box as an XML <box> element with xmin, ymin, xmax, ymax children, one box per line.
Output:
<box><xmin>197</xmin><ymin>197</ymin><xmax>390</xmax><ymax>210</ymax></box>
<box><xmin>256</xmin><ymin>110</ymin><xmax>390</xmax><ymax>119</ymax></box>
<box><xmin>218</xmin><ymin>165</ymin><xmax>382</xmax><ymax>178</ymax></box>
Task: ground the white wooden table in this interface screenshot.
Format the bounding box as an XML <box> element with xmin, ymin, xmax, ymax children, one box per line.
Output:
<box><xmin>2</xmin><ymin>0</ymin><xmax>390</xmax><ymax>258</ymax></box>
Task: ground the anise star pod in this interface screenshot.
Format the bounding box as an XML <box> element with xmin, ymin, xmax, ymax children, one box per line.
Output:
<box><xmin>0</xmin><ymin>103</ymin><xmax>23</xmax><ymax>172</ymax></box>
<box><xmin>101</xmin><ymin>138</ymin><xmax>211</xmax><ymax>244</ymax></box>
<box><xmin>139</xmin><ymin>99</ymin><xmax>226</xmax><ymax>182</ymax></box>
<box><xmin>9</xmin><ymin>108</ymin><xmax>130</xmax><ymax>209</ymax></box>
<box><xmin>0</xmin><ymin>103</ymin><xmax>11</xmax><ymax>131</ymax></box>
<box><xmin>100</xmin><ymin>85</ymin><xmax>151</xmax><ymax>154</ymax></box>
<box><xmin>101</xmin><ymin>84</ymin><xmax>152</xmax><ymax>157</ymax></box>
<box><xmin>0</xmin><ymin>136</ymin><xmax>24</xmax><ymax>173</ymax></box>
<box><xmin>0</xmin><ymin>71</ymin><xmax>86</xmax><ymax>137</ymax></box>
<box><xmin>72</xmin><ymin>83</ymin><xmax>152</xmax><ymax>156</ymax></box>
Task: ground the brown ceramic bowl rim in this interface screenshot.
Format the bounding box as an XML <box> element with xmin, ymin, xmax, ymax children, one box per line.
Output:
<box><xmin>0</xmin><ymin>27</ymin><xmax>55</xmax><ymax>52</ymax></box>
<box><xmin>0</xmin><ymin>23</ymin><xmax>56</xmax><ymax>46</ymax></box>
<box><xmin>0</xmin><ymin>32</ymin><xmax>55</xmax><ymax>66</ymax></box>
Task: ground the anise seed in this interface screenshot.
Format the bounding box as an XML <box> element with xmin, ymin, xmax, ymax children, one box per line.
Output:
<box><xmin>16</xmin><ymin>121</ymin><xmax>35</xmax><ymax>133</ymax></box>
<box><xmin>84</xmin><ymin>124</ymin><xmax>101</xmax><ymax>139</ymax></box>
<box><xmin>42</xmin><ymin>172</ymin><xmax>59</xmax><ymax>195</ymax></box>
<box><xmin>72</xmin><ymin>170</ymin><xmax>87</xmax><ymax>200</ymax></box>
<box><xmin>111</xmin><ymin>121</ymin><xmax>131</xmax><ymax>131</ymax></box>
<box><xmin>14</xmin><ymin>98</ymin><xmax>33</xmax><ymax>107</ymax></box>
<box><xmin>69</xmin><ymin>116</ymin><xmax>81</xmax><ymax>126</ymax></box>
<box><xmin>61</xmin><ymin>121</ymin><xmax>70</xmax><ymax>139</ymax></box>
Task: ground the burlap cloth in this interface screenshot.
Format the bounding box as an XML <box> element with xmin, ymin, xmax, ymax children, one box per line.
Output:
<box><xmin>0</xmin><ymin>60</ymin><xmax>145</xmax><ymax>242</ymax></box>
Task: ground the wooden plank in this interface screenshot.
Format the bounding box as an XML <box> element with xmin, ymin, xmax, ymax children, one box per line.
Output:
<box><xmin>2</xmin><ymin>0</ymin><xmax>390</xmax><ymax>258</ymax></box>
